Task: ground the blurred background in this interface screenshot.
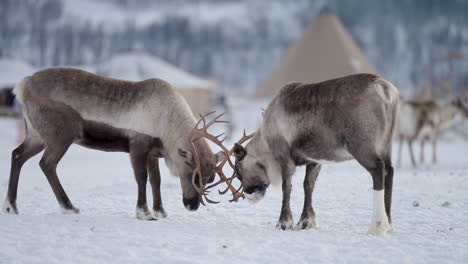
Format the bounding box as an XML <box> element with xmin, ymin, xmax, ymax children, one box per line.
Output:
<box><xmin>0</xmin><ymin>0</ymin><xmax>468</xmax><ymax>144</ymax></box>
<box><xmin>1</xmin><ymin>0</ymin><xmax>468</xmax><ymax>95</ymax></box>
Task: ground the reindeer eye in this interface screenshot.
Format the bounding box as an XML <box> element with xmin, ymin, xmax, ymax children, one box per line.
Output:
<box><xmin>256</xmin><ymin>162</ymin><xmax>266</xmax><ymax>173</ymax></box>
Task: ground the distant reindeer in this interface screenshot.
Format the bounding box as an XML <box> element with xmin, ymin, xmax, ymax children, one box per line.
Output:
<box><xmin>396</xmin><ymin>98</ymin><xmax>468</xmax><ymax>167</ymax></box>
<box><xmin>3</xmin><ymin>68</ymin><xmax>224</xmax><ymax>219</ymax></box>
<box><xmin>233</xmin><ymin>74</ymin><xmax>399</xmax><ymax>235</ymax></box>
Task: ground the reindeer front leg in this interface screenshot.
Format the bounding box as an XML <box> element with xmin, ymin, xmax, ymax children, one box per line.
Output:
<box><xmin>129</xmin><ymin>139</ymin><xmax>154</xmax><ymax>221</ymax></box>
<box><xmin>296</xmin><ymin>163</ymin><xmax>321</xmax><ymax>230</ymax></box>
<box><xmin>147</xmin><ymin>155</ymin><xmax>167</xmax><ymax>219</ymax></box>
<box><xmin>277</xmin><ymin>173</ymin><xmax>293</xmax><ymax>230</ymax></box>
<box><xmin>273</xmin><ymin>138</ymin><xmax>296</xmax><ymax>230</ymax></box>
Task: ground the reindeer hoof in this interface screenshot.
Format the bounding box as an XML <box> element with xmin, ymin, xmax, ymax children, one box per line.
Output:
<box><xmin>295</xmin><ymin>217</ymin><xmax>316</xmax><ymax>230</ymax></box>
<box><xmin>152</xmin><ymin>209</ymin><xmax>167</xmax><ymax>220</ymax></box>
<box><xmin>276</xmin><ymin>218</ymin><xmax>293</xmax><ymax>230</ymax></box>
<box><xmin>136</xmin><ymin>208</ymin><xmax>156</xmax><ymax>221</ymax></box>
<box><xmin>61</xmin><ymin>207</ymin><xmax>80</xmax><ymax>214</ymax></box>
<box><xmin>368</xmin><ymin>219</ymin><xmax>392</xmax><ymax>235</ymax></box>
<box><xmin>2</xmin><ymin>200</ymin><xmax>18</xmax><ymax>214</ymax></box>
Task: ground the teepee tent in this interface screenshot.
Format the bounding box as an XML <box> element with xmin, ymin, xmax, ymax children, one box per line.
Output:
<box><xmin>255</xmin><ymin>13</ymin><xmax>376</xmax><ymax>98</ymax></box>
<box><xmin>98</xmin><ymin>53</ymin><xmax>217</xmax><ymax>116</ymax></box>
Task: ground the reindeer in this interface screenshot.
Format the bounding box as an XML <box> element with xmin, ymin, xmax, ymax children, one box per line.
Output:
<box><xmin>2</xmin><ymin>67</ymin><xmax>225</xmax><ymax>219</ymax></box>
<box><xmin>396</xmin><ymin>98</ymin><xmax>468</xmax><ymax>167</ymax></box>
<box><xmin>232</xmin><ymin>74</ymin><xmax>399</xmax><ymax>235</ymax></box>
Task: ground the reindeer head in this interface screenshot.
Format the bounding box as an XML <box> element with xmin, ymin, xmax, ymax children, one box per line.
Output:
<box><xmin>232</xmin><ymin>133</ymin><xmax>271</xmax><ymax>203</ymax></box>
<box><xmin>176</xmin><ymin>139</ymin><xmax>225</xmax><ymax>211</ymax></box>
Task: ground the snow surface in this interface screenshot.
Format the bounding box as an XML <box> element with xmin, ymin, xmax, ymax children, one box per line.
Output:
<box><xmin>97</xmin><ymin>53</ymin><xmax>216</xmax><ymax>89</ymax></box>
<box><xmin>1</xmin><ymin>97</ymin><xmax>468</xmax><ymax>263</ymax></box>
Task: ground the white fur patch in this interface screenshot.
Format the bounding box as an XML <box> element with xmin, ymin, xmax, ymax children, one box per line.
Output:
<box><xmin>135</xmin><ymin>207</ymin><xmax>154</xmax><ymax>220</ymax></box>
<box><xmin>295</xmin><ymin>216</ymin><xmax>317</xmax><ymax>230</ymax></box>
<box><xmin>152</xmin><ymin>209</ymin><xmax>168</xmax><ymax>219</ymax></box>
<box><xmin>12</xmin><ymin>76</ymin><xmax>30</xmax><ymax>104</ymax></box>
<box><xmin>2</xmin><ymin>199</ymin><xmax>17</xmax><ymax>214</ymax></box>
<box><xmin>368</xmin><ymin>190</ymin><xmax>392</xmax><ymax>235</ymax></box>
<box><xmin>276</xmin><ymin>217</ymin><xmax>294</xmax><ymax>230</ymax></box>
<box><xmin>245</xmin><ymin>192</ymin><xmax>264</xmax><ymax>204</ymax></box>
<box><xmin>375</xmin><ymin>78</ymin><xmax>399</xmax><ymax>104</ymax></box>
<box><xmin>61</xmin><ymin>207</ymin><xmax>80</xmax><ymax>214</ymax></box>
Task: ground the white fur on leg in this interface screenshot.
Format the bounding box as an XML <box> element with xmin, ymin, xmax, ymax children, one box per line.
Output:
<box><xmin>151</xmin><ymin>209</ymin><xmax>168</xmax><ymax>220</ymax></box>
<box><xmin>276</xmin><ymin>217</ymin><xmax>294</xmax><ymax>230</ymax></box>
<box><xmin>136</xmin><ymin>207</ymin><xmax>155</xmax><ymax>220</ymax></box>
<box><xmin>61</xmin><ymin>207</ymin><xmax>80</xmax><ymax>214</ymax></box>
<box><xmin>295</xmin><ymin>216</ymin><xmax>317</xmax><ymax>230</ymax></box>
<box><xmin>2</xmin><ymin>199</ymin><xmax>18</xmax><ymax>214</ymax></box>
<box><xmin>368</xmin><ymin>190</ymin><xmax>392</xmax><ymax>235</ymax></box>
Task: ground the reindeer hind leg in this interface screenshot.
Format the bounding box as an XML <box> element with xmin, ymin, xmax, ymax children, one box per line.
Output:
<box><xmin>3</xmin><ymin>134</ymin><xmax>44</xmax><ymax>214</ymax></box>
<box><xmin>347</xmin><ymin>142</ymin><xmax>392</xmax><ymax>235</ymax></box>
<box><xmin>39</xmin><ymin>141</ymin><xmax>79</xmax><ymax>214</ymax></box>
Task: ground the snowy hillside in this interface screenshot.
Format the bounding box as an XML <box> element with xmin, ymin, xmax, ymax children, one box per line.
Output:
<box><xmin>1</xmin><ymin>97</ymin><xmax>467</xmax><ymax>263</ymax></box>
<box><xmin>97</xmin><ymin>53</ymin><xmax>216</xmax><ymax>89</ymax></box>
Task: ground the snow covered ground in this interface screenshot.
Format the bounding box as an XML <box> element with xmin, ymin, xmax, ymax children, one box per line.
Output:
<box><xmin>0</xmin><ymin>98</ymin><xmax>467</xmax><ymax>263</ymax></box>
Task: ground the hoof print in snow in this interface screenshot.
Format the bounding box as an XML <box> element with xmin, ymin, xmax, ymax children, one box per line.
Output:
<box><xmin>412</xmin><ymin>200</ymin><xmax>420</xmax><ymax>207</ymax></box>
<box><xmin>441</xmin><ymin>201</ymin><xmax>451</xmax><ymax>207</ymax></box>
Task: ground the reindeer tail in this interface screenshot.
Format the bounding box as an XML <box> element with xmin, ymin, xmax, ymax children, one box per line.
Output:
<box><xmin>13</xmin><ymin>76</ymin><xmax>32</xmax><ymax>105</ymax></box>
<box><xmin>374</xmin><ymin>78</ymin><xmax>400</xmax><ymax>105</ymax></box>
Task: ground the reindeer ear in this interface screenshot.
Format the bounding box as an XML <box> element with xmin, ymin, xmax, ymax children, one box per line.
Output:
<box><xmin>214</xmin><ymin>151</ymin><xmax>227</xmax><ymax>164</ymax></box>
<box><xmin>232</xmin><ymin>143</ymin><xmax>247</xmax><ymax>160</ymax></box>
<box><xmin>178</xmin><ymin>148</ymin><xmax>193</xmax><ymax>162</ymax></box>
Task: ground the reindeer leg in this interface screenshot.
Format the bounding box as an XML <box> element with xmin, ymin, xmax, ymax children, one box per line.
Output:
<box><xmin>3</xmin><ymin>136</ymin><xmax>44</xmax><ymax>214</ymax></box>
<box><xmin>147</xmin><ymin>155</ymin><xmax>167</xmax><ymax>219</ymax></box>
<box><xmin>431</xmin><ymin>133</ymin><xmax>437</xmax><ymax>164</ymax></box>
<box><xmin>397</xmin><ymin>136</ymin><xmax>403</xmax><ymax>167</ymax></box>
<box><xmin>383</xmin><ymin>158</ymin><xmax>394</xmax><ymax>227</ymax></box>
<box><xmin>40</xmin><ymin>142</ymin><xmax>79</xmax><ymax>213</ymax></box>
<box><xmin>348</xmin><ymin>140</ymin><xmax>391</xmax><ymax>235</ymax></box>
<box><xmin>355</xmin><ymin>156</ymin><xmax>392</xmax><ymax>235</ymax></box>
<box><xmin>276</xmin><ymin>174</ymin><xmax>293</xmax><ymax>230</ymax></box>
<box><xmin>129</xmin><ymin>138</ymin><xmax>154</xmax><ymax>220</ymax></box>
<box><xmin>407</xmin><ymin>139</ymin><xmax>417</xmax><ymax>167</ymax></box>
<box><xmin>271</xmin><ymin>137</ymin><xmax>295</xmax><ymax>230</ymax></box>
<box><xmin>420</xmin><ymin>137</ymin><xmax>425</xmax><ymax>164</ymax></box>
<box><xmin>295</xmin><ymin>163</ymin><xmax>321</xmax><ymax>230</ymax></box>
<box><xmin>366</xmin><ymin>158</ymin><xmax>391</xmax><ymax>235</ymax></box>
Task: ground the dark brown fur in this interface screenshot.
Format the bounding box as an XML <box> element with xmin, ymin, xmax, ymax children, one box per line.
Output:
<box><xmin>280</xmin><ymin>74</ymin><xmax>380</xmax><ymax>114</ymax></box>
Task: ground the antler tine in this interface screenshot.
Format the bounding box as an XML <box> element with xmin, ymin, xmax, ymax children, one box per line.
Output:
<box><xmin>203</xmin><ymin>112</ymin><xmax>227</xmax><ymax>132</ymax></box>
<box><xmin>190</xmin><ymin>111</ymin><xmax>254</xmax><ymax>204</ymax></box>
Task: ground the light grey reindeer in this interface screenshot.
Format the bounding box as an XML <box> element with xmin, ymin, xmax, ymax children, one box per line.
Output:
<box><xmin>233</xmin><ymin>74</ymin><xmax>399</xmax><ymax>235</ymax></box>
<box><xmin>3</xmin><ymin>67</ymin><xmax>224</xmax><ymax>219</ymax></box>
<box><xmin>396</xmin><ymin>98</ymin><xmax>468</xmax><ymax>167</ymax></box>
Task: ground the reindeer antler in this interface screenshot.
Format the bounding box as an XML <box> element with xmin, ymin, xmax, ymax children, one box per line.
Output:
<box><xmin>190</xmin><ymin>112</ymin><xmax>253</xmax><ymax>204</ymax></box>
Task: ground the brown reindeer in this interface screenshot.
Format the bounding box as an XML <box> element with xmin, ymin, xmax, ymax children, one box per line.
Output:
<box><xmin>232</xmin><ymin>74</ymin><xmax>399</xmax><ymax>235</ymax></box>
<box><xmin>3</xmin><ymin>68</ymin><xmax>225</xmax><ymax>219</ymax></box>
